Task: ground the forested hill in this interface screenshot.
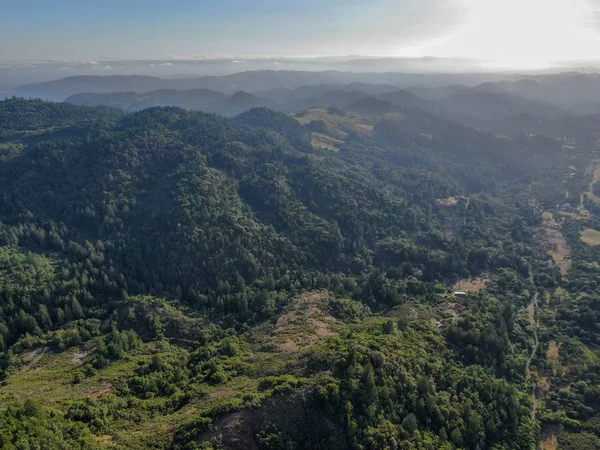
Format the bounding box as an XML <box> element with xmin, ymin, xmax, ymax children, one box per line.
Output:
<box><xmin>0</xmin><ymin>98</ymin><xmax>597</xmax><ymax>449</ymax></box>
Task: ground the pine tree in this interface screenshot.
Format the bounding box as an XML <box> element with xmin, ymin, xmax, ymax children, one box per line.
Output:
<box><xmin>37</xmin><ymin>304</ymin><xmax>52</xmax><ymax>329</ymax></box>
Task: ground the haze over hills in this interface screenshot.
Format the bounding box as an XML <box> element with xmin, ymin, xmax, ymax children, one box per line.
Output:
<box><xmin>6</xmin><ymin>70</ymin><xmax>535</xmax><ymax>102</ymax></box>
<box><xmin>5</xmin><ymin>66</ymin><xmax>600</xmax><ymax>449</ymax></box>
<box><xmin>5</xmin><ymin>55</ymin><xmax>592</xmax><ymax>89</ymax></box>
<box><xmin>7</xmin><ymin>0</ymin><xmax>600</xmax><ymax>446</ymax></box>
<box><xmin>30</xmin><ymin>70</ymin><xmax>600</xmax><ymax>139</ymax></box>
<box><xmin>2</xmin><ymin>85</ymin><xmax>600</xmax><ymax>448</ymax></box>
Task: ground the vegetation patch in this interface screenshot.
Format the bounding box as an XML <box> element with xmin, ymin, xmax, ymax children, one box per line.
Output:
<box><xmin>547</xmin><ymin>341</ymin><xmax>561</xmax><ymax>376</ymax></box>
<box><xmin>541</xmin><ymin>424</ymin><xmax>561</xmax><ymax>450</ymax></box>
<box><xmin>311</xmin><ymin>132</ymin><xmax>344</xmax><ymax>151</ymax></box>
<box><xmin>272</xmin><ymin>291</ymin><xmax>337</xmax><ymax>352</ymax></box>
<box><xmin>452</xmin><ymin>276</ymin><xmax>488</xmax><ymax>293</ymax></box>
<box><xmin>580</xmin><ymin>228</ymin><xmax>600</xmax><ymax>245</ymax></box>
<box><xmin>295</xmin><ymin>107</ymin><xmax>373</xmax><ymax>150</ymax></box>
<box><xmin>541</xmin><ymin>212</ymin><xmax>571</xmax><ymax>274</ymax></box>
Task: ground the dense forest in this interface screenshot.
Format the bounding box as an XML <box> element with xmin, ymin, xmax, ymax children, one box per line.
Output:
<box><xmin>0</xmin><ymin>97</ymin><xmax>599</xmax><ymax>449</ymax></box>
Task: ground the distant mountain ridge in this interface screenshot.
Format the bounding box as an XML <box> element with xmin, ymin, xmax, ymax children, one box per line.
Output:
<box><xmin>66</xmin><ymin>88</ymin><xmax>273</xmax><ymax>116</ymax></box>
<box><xmin>13</xmin><ymin>70</ymin><xmax>600</xmax><ymax>140</ymax></box>
<box><xmin>8</xmin><ymin>70</ymin><xmax>528</xmax><ymax>102</ymax></box>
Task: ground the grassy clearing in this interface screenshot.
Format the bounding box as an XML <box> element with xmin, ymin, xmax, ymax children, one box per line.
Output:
<box><xmin>452</xmin><ymin>277</ymin><xmax>488</xmax><ymax>293</ymax></box>
<box><xmin>541</xmin><ymin>424</ymin><xmax>560</xmax><ymax>450</ymax></box>
<box><xmin>296</xmin><ymin>108</ymin><xmax>373</xmax><ymax>137</ymax></box>
<box><xmin>580</xmin><ymin>228</ymin><xmax>600</xmax><ymax>245</ymax></box>
<box><xmin>296</xmin><ymin>108</ymin><xmax>373</xmax><ymax>150</ymax></box>
<box><xmin>311</xmin><ymin>132</ymin><xmax>344</xmax><ymax>151</ymax></box>
<box><xmin>541</xmin><ymin>212</ymin><xmax>571</xmax><ymax>274</ymax></box>
<box><xmin>0</xmin><ymin>344</ymin><xmax>158</xmax><ymax>408</ymax></box>
<box><xmin>547</xmin><ymin>341</ymin><xmax>561</xmax><ymax>376</ymax></box>
<box><xmin>269</xmin><ymin>291</ymin><xmax>337</xmax><ymax>352</ymax></box>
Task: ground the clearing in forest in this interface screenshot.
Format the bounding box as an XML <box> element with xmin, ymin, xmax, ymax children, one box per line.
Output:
<box><xmin>295</xmin><ymin>108</ymin><xmax>372</xmax><ymax>150</ymax></box>
<box><xmin>547</xmin><ymin>341</ymin><xmax>561</xmax><ymax>376</ymax></box>
<box><xmin>540</xmin><ymin>424</ymin><xmax>560</xmax><ymax>450</ymax></box>
<box><xmin>580</xmin><ymin>228</ymin><xmax>600</xmax><ymax>245</ymax></box>
<box><xmin>582</xmin><ymin>160</ymin><xmax>600</xmax><ymax>204</ymax></box>
<box><xmin>273</xmin><ymin>291</ymin><xmax>337</xmax><ymax>352</ymax></box>
<box><xmin>541</xmin><ymin>212</ymin><xmax>571</xmax><ymax>274</ymax></box>
<box><xmin>311</xmin><ymin>132</ymin><xmax>345</xmax><ymax>151</ymax></box>
<box><xmin>452</xmin><ymin>277</ymin><xmax>488</xmax><ymax>293</ymax></box>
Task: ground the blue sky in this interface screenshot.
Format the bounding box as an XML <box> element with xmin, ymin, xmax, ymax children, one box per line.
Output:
<box><xmin>3</xmin><ymin>0</ymin><xmax>600</xmax><ymax>66</ymax></box>
<box><xmin>1</xmin><ymin>0</ymin><xmax>461</xmax><ymax>59</ymax></box>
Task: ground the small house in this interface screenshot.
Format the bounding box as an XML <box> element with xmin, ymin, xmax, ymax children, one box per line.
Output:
<box><xmin>451</xmin><ymin>302</ymin><xmax>466</xmax><ymax>312</ymax></box>
<box><xmin>453</xmin><ymin>291</ymin><xmax>467</xmax><ymax>299</ymax></box>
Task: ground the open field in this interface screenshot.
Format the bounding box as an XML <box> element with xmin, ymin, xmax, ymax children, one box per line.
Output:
<box><xmin>296</xmin><ymin>108</ymin><xmax>373</xmax><ymax>137</ymax></box>
<box><xmin>452</xmin><ymin>277</ymin><xmax>488</xmax><ymax>293</ymax></box>
<box><xmin>272</xmin><ymin>291</ymin><xmax>336</xmax><ymax>352</ymax></box>
<box><xmin>295</xmin><ymin>108</ymin><xmax>373</xmax><ymax>150</ymax></box>
<box><xmin>581</xmin><ymin>228</ymin><xmax>600</xmax><ymax>245</ymax></box>
<box><xmin>311</xmin><ymin>132</ymin><xmax>344</xmax><ymax>151</ymax></box>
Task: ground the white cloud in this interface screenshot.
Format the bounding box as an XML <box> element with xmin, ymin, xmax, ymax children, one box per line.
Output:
<box><xmin>420</xmin><ymin>0</ymin><xmax>600</xmax><ymax>68</ymax></box>
<box><xmin>159</xmin><ymin>62</ymin><xmax>174</xmax><ymax>66</ymax></box>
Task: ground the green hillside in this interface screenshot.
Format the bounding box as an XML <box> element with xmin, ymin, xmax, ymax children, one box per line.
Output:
<box><xmin>0</xmin><ymin>98</ymin><xmax>599</xmax><ymax>449</ymax></box>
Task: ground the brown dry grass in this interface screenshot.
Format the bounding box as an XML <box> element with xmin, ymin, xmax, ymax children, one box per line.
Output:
<box><xmin>295</xmin><ymin>109</ymin><xmax>373</xmax><ymax>136</ymax></box>
<box><xmin>95</xmin><ymin>435</ymin><xmax>118</xmax><ymax>447</ymax></box>
<box><xmin>581</xmin><ymin>228</ymin><xmax>600</xmax><ymax>245</ymax></box>
<box><xmin>541</xmin><ymin>212</ymin><xmax>571</xmax><ymax>274</ymax></box>
<box><xmin>547</xmin><ymin>341</ymin><xmax>562</xmax><ymax>376</ymax></box>
<box><xmin>19</xmin><ymin>347</ymin><xmax>49</xmax><ymax>374</ymax></box>
<box><xmin>547</xmin><ymin>341</ymin><xmax>560</xmax><ymax>360</ymax></box>
<box><xmin>85</xmin><ymin>381</ymin><xmax>113</xmax><ymax>399</ymax></box>
<box><xmin>541</xmin><ymin>424</ymin><xmax>560</xmax><ymax>450</ymax></box>
<box><xmin>273</xmin><ymin>291</ymin><xmax>336</xmax><ymax>352</ymax></box>
<box><xmin>452</xmin><ymin>277</ymin><xmax>488</xmax><ymax>293</ymax></box>
<box><xmin>311</xmin><ymin>132</ymin><xmax>344</xmax><ymax>151</ymax></box>
<box><xmin>295</xmin><ymin>108</ymin><xmax>373</xmax><ymax>151</ymax></box>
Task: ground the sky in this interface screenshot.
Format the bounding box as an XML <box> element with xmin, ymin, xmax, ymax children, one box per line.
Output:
<box><xmin>3</xmin><ymin>0</ymin><xmax>600</xmax><ymax>69</ymax></box>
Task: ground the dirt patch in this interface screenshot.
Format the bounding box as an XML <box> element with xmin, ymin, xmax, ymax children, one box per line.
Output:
<box><xmin>20</xmin><ymin>347</ymin><xmax>49</xmax><ymax>373</ymax></box>
<box><xmin>541</xmin><ymin>424</ymin><xmax>561</xmax><ymax>450</ymax></box>
<box><xmin>453</xmin><ymin>277</ymin><xmax>488</xmax><ymax>293</ymax></box>
<box><xmin>96</xmin><ymin>435</ymin><xmax>118</xmax><ymax>447</ymax></box>
<box><xmin>547</xmin><ymin>341</ymin><xmax>560</xmax><ymax>360</ymax></box>
<box><xmin>541</xmin><ymin>213</ymin><xmax>571</xmax><ymax>274</ymax></box>
<box><xmin>71</xmin><ymin>350</ymin><xmax>89</xmax><ymax>365</ymax></box>
<box><xmin>86</xmin><ymin>381</ymin><xmax>113</xmax><ymax>399</ymax></box>
<box><xmin>274</xmin><ymin>291</ymin><xmax>336</xmax><ymax>352</ymax></box>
